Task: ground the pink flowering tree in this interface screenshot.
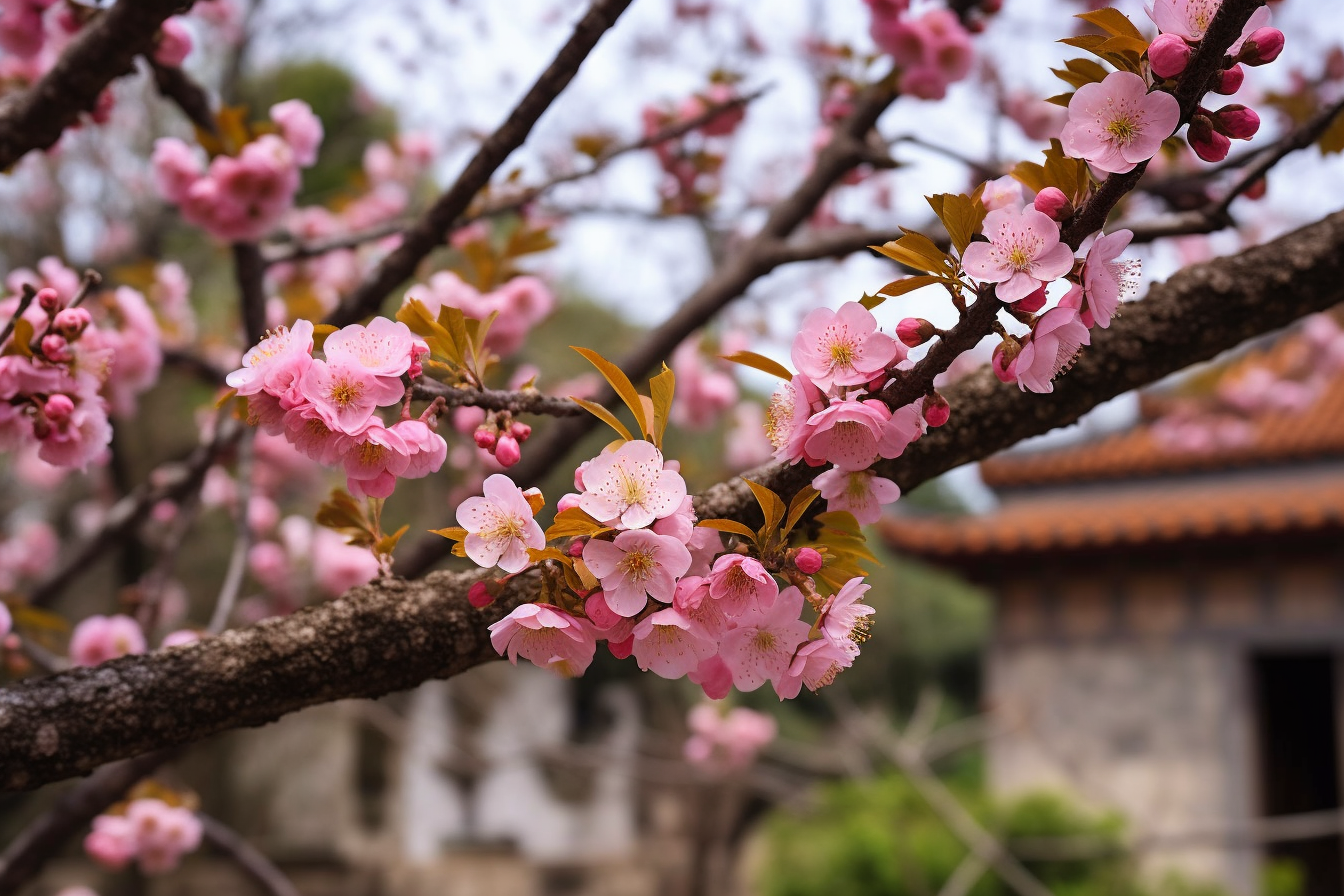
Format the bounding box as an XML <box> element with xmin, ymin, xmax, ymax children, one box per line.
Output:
<box><xmin>0</xmin><ymin>0</ymin><xmax>1341</xmax><ymax>891</ymax></box>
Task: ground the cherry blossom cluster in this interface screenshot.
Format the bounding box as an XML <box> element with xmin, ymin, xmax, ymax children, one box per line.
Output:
<box><xmin>456</xmin><ymin>438</ymin><xmax>876</xmax><ymax>701</ymax></box>
<box><xmin>864</xmin><ymin>0</ymin><xmax>976</xmax><ymax>100</ymax></box>
<box><xmin>84</xmin><ymin>797</ymin><xmax>202</xmax><ymax>874</ymax></box>
<box><xmin>1</xmin><ymin>262</ymin><xmax>164</xmax><ymax>469</ymax></box>
<box><xmin>641</xmin><ymin>82</ymin><xmax>746</xmax><ymax>214</ymax></box>
<box><xmin>404</xmin><ymin>270</ymin><xmax>555</xmax><ymax>361</ymax></box>
<box><xmin>152</xmin><ymin>99</ymin><xmax>324</xmax><ymax>242</ymax></box>
<box><xmin>766</xmin><ymin>301</ymin><xmax>926</xmax><ymax>524</ymax></box>
<box><xmin>226</xmin><ymin>317</ymin><xmax>447</xmax><ymax>499</ymax></box>
<box><xmin>684</xmin><ymin>703</ymin><xmax>777</xmax><ymax>769</ymax></box>
<box><xmin>1145</xmin><ymin>0</ymin><xmax>1283</xmax><ymax>162</ymax></box>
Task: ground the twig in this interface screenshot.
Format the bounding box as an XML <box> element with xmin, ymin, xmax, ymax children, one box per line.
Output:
<box><xmin>326</xmin><ymin>0</ymin><xmax>636</xmax><ymax>327</ymax></box>
<box><xmin>413</xmin><ymin>381</ymin><xmax>585</xmax><ymax>417</ymax></box>
<box><xmin>149</xmin><ymin>59</ymin><xmax>218</xmax><ymax>136</ymax></box>
<box><xmin>0</xmin><ymin>285</ymin><xmax>37</xmax><ymax>349</ymax></box>
<box><xmin>263</xmin><ymin>88</ymin><xmax>767</xmax><ymax>266</ymax></box>
<box><xmin>233</xmin><ymin>242</ymin><xmax>269</xmax><ymax>345</ymax></box>
<box><xmin>199</xmin><ymin>813</ymin><xmax>303</xmax><ymax>896</ymax></box>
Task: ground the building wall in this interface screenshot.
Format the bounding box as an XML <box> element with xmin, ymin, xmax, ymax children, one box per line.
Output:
<box><xmin>985</xmin><ymin>554</ymin><xmax>1344</xmax><ymax>896</ymax></box>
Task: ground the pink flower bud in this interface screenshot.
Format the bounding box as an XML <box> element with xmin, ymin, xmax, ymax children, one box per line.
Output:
<box><xmin>473</xmin><ymin>427</ymin><xmax>496</xmax><ymax>450</ymax></box>
<box><xmin>53</xmin><ymin>307</ymin><xmax>91</xmax><ymax>339</ymax></box>
<box><xmin>1212</xmin><ymin>104</ymin><xmax>1260</xmax><ymax>140</ymax></box>
<box><xmin>1211</xmin><ymin>64</ymin><xmax>1244</xmax><ymax>95</ymax></box>
<box><xmin>1014</xmin><ymin>284</ymin><xmax>1048</xmax><ymax>313</ymax></box>
<box><xmin>44</xmin><ymin>393</ymin><xmax>75</xmax><ymax>423</ymax></box>
<box><xmin>896</xmin><ymin>317</ymin><xmax>935</xmax><ymax>347</ymax></box>
<box><xmin>153</xmin><ymin>17</ymin><xmax>193</xmax><ymax>67</ymax></box>
<box><xmin>467</xmin><ymin>581</ymin><xmax>493</xmax><ymax>608</ymax></box>
<box><xmin>1237</xmin><ymin>27</ymin><xmax>1284</xmax><ymax>66</ymax></box>
<box><xmin>494</xmin><ymin>434</ymin><xmax>521</xmax><ymax>467</ymax></box>
<box><xmin>922</xmin><ymin>392</ymin><xmax>951</xmax><ymax>427</ymax></box>
<box><xmin>1187</xmin><ymin>115</ymin><xmax>1231</xmax><ymax>162</ymax></box>
<box><xmin>556</xmin><ymin>493</ymin><xmax>582</xmax><ymax>513</ymax></box>
<box><xmin>41</xmin><ymin>334</ymin><xmax>71</xmax><ymax>362</ymax></box>
<box><xmin>36</xmin><ymin>287</ymin><xmax>62</xmax><ymax>313</ymax></box>
<box><xmin>1148</xmin><ymin>33</ymin><xmax>1191</xmax><ymax>79</ymax></box>
<box><xmin>1032</xmin><ymin>187</ymin><xmax>1072</xmax><ymax>222</ymax></box>
<box><xmin>509</xmin><ymin>421</ymin><xmax>532</xmax><ymax>441</ymax></box>
<box><xmin>794</xmin><ymin>547</ymin><xmax>823</xmax><ymax>574</ymax></box>
<box><xmin>992</xmin><ymin>340</ymin><xmax>1021</xmax><ymax>383</ymax></box>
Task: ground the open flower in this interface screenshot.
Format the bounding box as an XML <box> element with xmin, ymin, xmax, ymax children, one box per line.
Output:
<box><xmin>1014</xmin><ymin>300</ymin><xmax>1091</xmax><ymax>393</ymax></box>
<box><xmin>582</xmin><ymin>529</ymin><xmax>692</xmax><ymax>616</ymax></box>
<box><xmin>1082</xmin><ymin>229</ymin><xmax>1140</xmax><ymax>329</ymax></box>
<box><xmin>813</xmin><ymin>468</ymin><xmax>901</xmax><ymax>525</ymax></box>
<box><xmin>962</xmin><ymin>206</ymin><xmax>1074</xmax><ymax>302</ymax></box>
<box><xmin>718</xmin><ymin>585</ymin><xmax>812</xmax><ymax>692</ymax></box>
<box><xmin>456</xmin><ymin>473</ymin><xmax>545</xmax><ymax>573</ymax></box>
<box><xmin>1060</xmin><ymin>71</ymin><xmax>1180</xmax><ymax>175</ymax></box>
<box><xmin>819</xmin><ymin>577</ymin><xmax>876</xmax><ymax>658</ymax></box>
<box><xmin>792</xmin><ymin>302</ymin><xmax>899</xmax><ymax>392</ymax></box>
<box><xmin>578</xmin><ymin>439</ymin><xmax>687</xmax><ymax>529</ymax></box>
<box><xmin>708</xmin><ymin>554</ymin><xmax>779</xmax><ymax>616</ymax></box>
<box><xmin>631</xmin><ymin>608</ymin><xmax>718</xmax><ymax>679</ymax></box>
<box><xmin>488</xmin><ymin>603</ymin><xmax>597</xmax><ymax>678</ymax></box>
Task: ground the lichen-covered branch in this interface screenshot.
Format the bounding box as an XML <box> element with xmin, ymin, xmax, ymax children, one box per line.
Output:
<box><xmin>4</xmin><ymin>209</ymin><xmax>1344</xmax><ymax>792</ymax></box>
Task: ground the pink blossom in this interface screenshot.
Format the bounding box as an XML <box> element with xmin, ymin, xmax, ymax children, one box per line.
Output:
<box><xmin>69</xmin><ymin>614</ymin><xmax>146</xmax><ymax>666</ymax></box>
<box><xmin>125</xmin><ymin>798</ymin><xmax>202</xmax><ymax>873</ymax></box>
<box><xmin>773</xmin><ymin>639</ymin><xmax>854</xmax><ymax>700</ymax></box>
<box><xmin>226</xmin><ymin>320</ymin><xmax>315</xmax><ymax>396</ymax></box>
<box><xmin>85</xmin><ymin>814</ymin><xmax>137</xmax><ymax>870</ymax></box>
<box><xmin>708</xmin><ymin>554</ymin><xmax>778</xmax><ymax>616</ymax></box>
<box><xmin>688</xmin><ymin>654</ymin><xmax>734</xmax><ymax>700</ymax></box>
<box><xmin>270</xmin><ymin>99</ymin><xmax>324</xmax><ymax>167</ymax></box>
<box><xmin>651</xmin><ymin>495</ymin><xmax>697</xmax><ymax>542</ymax></box>
<box><xmin>153</xmin><ymin>17</ymin><xmax>193</xmax><ymax>67</ymax></box>
<box><xmin>631</xmin><ymin>608</ymin><xmax>717</xmax><ymax>678</ymax></box>
<box><xmin>582</xmin><ymin>529</ymin><xmax>692</xmax><ymax>617</ymax></box>
<box><xmin>819</xmin><ymin>578</ymin><xmax>876</xmax><ymax>657</ymax></box>
<box><xmin>962</xmin><ymin>206</ymin><xmax>1074</xmax><ymax>302</ymax></box>
<box><xmin>300</xmin><ymin>359</ymin><xmax>403</xmax><ymax>435</ymax></box>
<box><xmin>670</xmin><ymin>339</ymin><xmax>738</xmax><ymax>429</ymax></box>
<box><xmin>673</xmin><ymin>575</ymin><xmax>730</xmax><ymax>639</ymax></box>
<box><xmin>161</xmin><ymin>629</ymin><xmax>201</xmax><ymax>648</ymax></box>
<box><xmin>0</xmin><ymin>599</ymin><xmax>10</xmax><ymax>639</ymax></box>
<box><xmin>1033</xmin><ymin>187</ymin><xmax>1072</xmax><ymax>221</ymax></box>
<box><xmin>35</xmin><ymin>395</ymin><xmax>112</xmax><ymax>470</ymax></box>
<box><xmin>1146</xmin><ymin>0</ymin><xmax>1270</xmax><ymax>48</ymax></box>
<box><xmin>1060</xmin><ymin>71</ymin><xmax>1180</xmax><ymax>175</ymax></box>
<box><xmin>804</xmin><ymin>398</ymin><xmax>891</xmax><ymax>471</ymax></box>
<box><xmin>488</xmin><ymin>603</ymin><xmax>596</xmax><ymax>678</ymax></box>
<box><xmin>794</xmin><ymin>547</ymin><xmax>823</xmax><ymax>575</ymax></box>
<box><xmin>341</xmin><ymin>420</ymin><xmax>410</xmax><ymax>499</ymax></box>
<box><xmin>1082</xmin><ymin>229</ymin><xmax>1140</xmax><ymax>328</ymax></box>
<box><xmin>388</xmin><ymin>418</ymin><xmax>448</xmax><ymax>479</ymax></box>
<box><xmin>151</xmin><ymin>138</ymin><xmax>205</xmax><ymax>204</ymax></box>
<box><xmin>814</xmin><ymin>468</ymin><xmax>901</xmax><ymax>525</ymax></box>
<box><xmin>718</xmin><ymin>585</ymin><xmax>812</xmax><ymax>692</ymax></box>
<box><xmin>578</xmin><ymin>440</ymin><xmax>687</xmax><ymax>529</ymax></box>
<box><xmin>1148</xmin><ymin>33</ymin><xmax>1191</xmax><ymax>78</ymax></box>
<box><xmin>323</xmin><ymin>317</ymin><xmax>420</xmax><ymax>380</ymax></box>
<box><xmin>981</xmin><ymin>175</ymin><xmax>1023</xmax><ymax>211</ymax></box>
<box><xmin>1014</xmin><ymin>301</ymin><xmax>1091</xmax><ymax>393</ymax></box>
<box><xmin>311</xmin><ymin>528</ymin><xmax>380</xmax><ymax>597</ymax></box>
<box><xmin>792</xmin><ymin>302</ymin><xmax>899</xmax><ymax>392</ymax></box>
<box><xmin>765</xmin><ymin>374</ymin><xmax>826</xmax><ymax>464</ymax></box>
<box><xmin>456</xmin><ymin>473</ymin><xmax>546</xmax><ymax>574</ymax></box>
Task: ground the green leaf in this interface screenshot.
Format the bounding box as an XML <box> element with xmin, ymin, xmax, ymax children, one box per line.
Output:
<box><xmin>569</xmin><ymin>396</ymin><xmax>635</xmax><ymax>442</ymax></box>
<box><xmin>697</xmin><ymin>519</ymin><xmax>759</xmax><ymax>541</ymax></box>
<box><xmin>649</xmin><ymin>363</ymin><xmax>675</xmax><ymax>450</ymax></box>
<box><xmin>722</xmin><ymin>350</ymin><xmax>793</xmax><ymax>382</ymax></box>
<box><xmin>573</xmin><ymin>346</ymin><xmax>651</xmax><ymax>438</ymax></box>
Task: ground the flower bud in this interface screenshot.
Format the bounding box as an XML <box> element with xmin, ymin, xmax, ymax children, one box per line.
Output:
<box><xmin>922</xmin><ymin>391</ymin><xmax>951</xmax><ymax>427</ymax></box>
<box><xmin>1187</xmin><ymin>114</ymin><xmax>1231</xmax><ymax>162</ymax></box>
<box><xmin>53</xmin><ymin>307</ymin><xmax>91</xmax><ymax>339</ymax></box>
<box><xmin>44</xmin><ymin>393</ymin><xmax>75</xmax><ymax>423</ymax></box>
<box><xmin>1032</xmin><ymin>186</ymin><xmax>1072</xmax><ymax>222</ymax></box>
<box><xmin>495</xmin><ymin>434</ymin><xmax>521</xmax><ymax>467</ymax></box>
<box><xmin>473</xmin><ymin>427</ymin><xmax>496</xmax><ymax>450</ymax></box>
<box><xmin>1014</xmin><ymin>284</ymin><xmax>1048</xmax><ymax>313</ymax></box>
<box><xmin>557</xmin><ymin>492</ymin><xmax>582</xmax><ymax>513</ymax></box>
<box><xmin>992</xmin><ymin>339</ymin><xmax>1021</xmax><ymax>383</ymax></box>
<box><xmin>36</xmin><ymin>287</ymin><xmax>62</xmax><ymax>313</ymax></box>
<box><xmin>41</xmin><ymin>334</ymin><xmax>71</xmax><ymax>362</ymax></box>
<box><xmin>467</xmin><ymin>581</ymin><xmax>494</xmax><ymax>608</ymax></box>
<box><xmin>1147</xmin><ymin>33</ymin><xmax>1191</xmax><ymax>79</ymax></box>
<box><xmin>510</xmin><ymin>421</ymin><xmax>532</xmax><ymax>442</ymax></box>
<box><xmin>1237</xmin><ymin>27</ymin><xmax>1284</xmax><ymax>66</ymax></box>
<box><xmin>1243</xmin><ymin>177</ymin><xmax>1267</xmax><ymax>201</ymax></box>
<box><xmin>896</xmin><ymin>317</ymin><xmax>936</xmax><ymax>347</ymax></box>
<box><xmin>793</xmin><ymin>547</ymin><xmax>824</xmax><ymax>575</ymax></box>
<box><xmin>1211</xmin><ymin>104</ymin><xmax>1260</xmax><ymax>140</ymax></box>
<box><xmin>1211</xmin><ymin>64</ymin><xmax>1244</xmax><ymax>95</ymax></box>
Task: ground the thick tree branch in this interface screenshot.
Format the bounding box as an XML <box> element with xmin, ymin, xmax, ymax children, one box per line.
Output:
<box><xmin>0</xmin><ymin>0</ymin><xmax>195</xmax><ymax>170</ymax></box>
<box><xmin>4</xmin><ymin>209</ymin><xmax>1344</xmax><ymax>791</ymax></box>
<box><xmin>325</xmin><ymin>0</ymin><xmax>634</xmax><ymax>327</ymax></box>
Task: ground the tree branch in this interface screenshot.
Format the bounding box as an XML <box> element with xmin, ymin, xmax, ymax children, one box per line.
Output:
<box><xmin>4</xmin><ymin>208</ymin><xmax>1344</xmax><ymax>792</ymax></box>
<box><xmin>0</xmin><ymin>0</ymin><xmax>196</xmax><ymax>170</ymax></box>
<box><xmin>324</xmin><ymin>0</ymin><xmax>635</xmax><ymax>327</ymax></box>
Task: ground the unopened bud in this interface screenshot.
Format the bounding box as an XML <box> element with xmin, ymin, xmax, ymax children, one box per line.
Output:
<box><xmin>467</xmin><ymin>581</ymin><xmax>494</xmax><ymax>608</ymax></box>
<box><xmin>1211</xmin><ymin>104</ymin><xmax>1260</xmax><ymax>140</ymax></box>
<box><xmin>510</xmin><ymin>421</ymin><xmax>532</xmax><ymax>442</ymax></box>
<box><xmin>1187</xmin><ymin>114</ymin><xmax>1231</xmax><ymax>162</ymax></box>
<box><xmin>1237</xmin><ymin>27</ymin><xmax>1284</xmax><ymax>66</ymax></box>
<box><xmin>53</xmin><ymin>307</ymin><xmax>91</xmax><ymax>339</ymax></box>
<box><xmin>992</xmin><ymin>339</ymin><xmax>1021</xmax><ymax>384</ymax></box>
<box><xmin>44</xmin><ymin>393</ymin><xmax>75</xmax><ymax>423</ymax></box>
<box><xmin>495</xmin><ymin>434</ymin><xmax>521</xmax><ymax>467</ymax></box>
<box><xmin>473</xmin><ymin>427</ymin><xmax>496</xmax><ymax>450</ymax></box>
<box><xmin>1032</xmin><ymin>187</ymin><xmax>1072</xmax><ymax>222</ymax></box>
<box><xmin>1211</xmin><ymin>64</ymin><xmax>1244</xmax><ymax>95</ymax></box>
<box><xmin>1147</xmin><ymin>33</ymin><xmax>1191</xmax><ymax>79</ymax></box>
<box><xmin>557</xmin><ymin>492</ymin><xmax>582</xmax><ymax>513</ymax></box>
<box><xmin>922</xmin><ymin>392</ymin><xmax>951</xmax><ymax>427</ymax></box>
<box><xmin>36</xmin><ymin>287</ymin><xmax>62</xmax><ymax>313</ymax></box>
<box><xmin>896</xmin><ymin>317</ymin><xmax>936</xmax><ymax>347</ymax></box>
<box><xmin>41</xmin><ymin>334</ymin><xmax>71</xmax><ymax>362</ymax></box>
<box><xmin>794</xmin><ymin>547</ymin><xmax>824</xmax><ymax>575</ymax></box>
<box><xmin>1243</xmin><ymin>177</ymin><xmax>1267</xmax><ymax>200</ymax></box>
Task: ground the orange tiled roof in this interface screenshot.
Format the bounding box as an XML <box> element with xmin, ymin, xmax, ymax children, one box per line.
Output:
<box><xmin>881</xmin><ymin>468</ymin><xmax>1344</xmax><ymax>561</ymax></box>
<box><xmin>981</xmin><ymin>328</ymin><xmax>1344</xmax><ymax>489</ymax></box>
